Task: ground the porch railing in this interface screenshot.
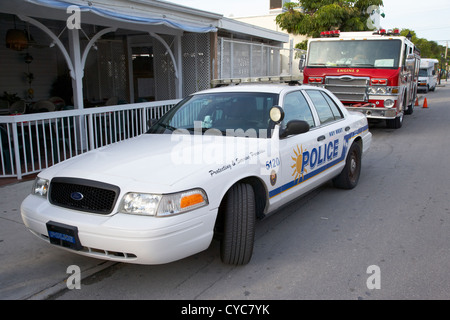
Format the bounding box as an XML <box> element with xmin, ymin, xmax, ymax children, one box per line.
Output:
<box><xmin>0</xmin><ymin>100</ymin><xmax>180</xmax><ymax>180</ymax></box>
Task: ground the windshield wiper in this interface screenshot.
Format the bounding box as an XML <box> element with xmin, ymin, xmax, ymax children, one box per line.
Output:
<box><xmin>185</xmin><ymin>127</ymin><xmax>227</xmax><ymax>135</ymax></box>
<box><xmin>157</xmin><ymin>123</ymin><xmax>177</xmax><ymax>131</ymax></box>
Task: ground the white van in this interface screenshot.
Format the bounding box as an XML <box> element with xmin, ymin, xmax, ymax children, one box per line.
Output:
<box><xmin>418</xmin><ymin>58</ymin><xmax>439</xmax><ymax>93</ymax></box>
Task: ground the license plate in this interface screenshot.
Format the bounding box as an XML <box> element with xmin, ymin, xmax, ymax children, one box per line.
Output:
<box><xmin>46</xmin><ymin>221</ymin><xmax>82</xmax><ymax>251</ymax></box>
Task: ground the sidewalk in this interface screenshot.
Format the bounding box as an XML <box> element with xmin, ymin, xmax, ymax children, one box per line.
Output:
<box><xmin>0</xmin><ymin>180</ymin><xmax>115</xmax><ymax>300</ymax></box>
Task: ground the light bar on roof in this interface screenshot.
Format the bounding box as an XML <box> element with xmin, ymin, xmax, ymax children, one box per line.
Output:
<box><xmin>320</xmin><ymin>30</ymin><xmax>340</xmax><ymax>38</ymax></box>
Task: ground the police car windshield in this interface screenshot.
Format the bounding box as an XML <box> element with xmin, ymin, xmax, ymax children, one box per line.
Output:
<box><xmin>147</xmin><ymin>92</ymin><xmax>279</xmax><ymax>138</ymax></box>
<box><xmin>308</xmin><ymin>39</ymin><xmax>402</xmax><ymax>69</ymax></box>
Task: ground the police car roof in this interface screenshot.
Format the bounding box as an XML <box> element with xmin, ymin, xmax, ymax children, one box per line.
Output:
<box><xmin>193</xmin><ymin>84</ymin><xmax>318</xmax><ymax>95</ymax></box>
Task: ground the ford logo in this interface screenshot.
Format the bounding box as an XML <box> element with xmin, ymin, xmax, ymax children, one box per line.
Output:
<box><xmin>70</xmin><ymin>192</ymin><xmax>84</xmax><ymax>201</ymax></box>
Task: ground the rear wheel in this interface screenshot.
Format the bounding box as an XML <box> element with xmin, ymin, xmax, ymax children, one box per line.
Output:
<box><xmin>220</xmin><ymin>183</ymin><xmax>255</xmax><ymax>265</ymax></box>
<box><xmin>333</xmin><ymin>142</ymin><xmax>362</xmax><ymax>189</ymax></box>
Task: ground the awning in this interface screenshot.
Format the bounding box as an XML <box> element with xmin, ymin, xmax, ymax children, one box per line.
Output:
<box><xmin>26</xmin><ymin>0</ymin><xmax>218</xmax><ymax>33</ymax></box>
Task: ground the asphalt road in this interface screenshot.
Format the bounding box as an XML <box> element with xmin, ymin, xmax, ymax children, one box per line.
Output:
<box><xmin>26</xmin><ymin>84</ymin><xmax>450</xmax><ymax>300</ymax></box>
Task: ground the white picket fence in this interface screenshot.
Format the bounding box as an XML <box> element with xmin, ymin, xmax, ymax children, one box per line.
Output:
<box><xmin>0</xmin><ymin>100</ymin><xmax>180</xmax><ymax>180</ymax></box>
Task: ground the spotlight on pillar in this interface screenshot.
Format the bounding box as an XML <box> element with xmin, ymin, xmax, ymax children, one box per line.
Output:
<box><xmin>406</xmin><ymin>31</ymin><xmax>412</xmax><ymax>41</ymax></box>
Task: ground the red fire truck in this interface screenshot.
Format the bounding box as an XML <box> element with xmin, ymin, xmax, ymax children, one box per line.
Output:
<box><xmin>301</xmin><ymin>29</ymin><xmax>420</xmax><ymax>129</ymax></box>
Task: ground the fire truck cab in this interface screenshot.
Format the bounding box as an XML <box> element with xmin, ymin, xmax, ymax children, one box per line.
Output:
<box><xmin>302</xmin><ymin>29</ymin><xmax>420</xmax><ymax>129</ymax></box>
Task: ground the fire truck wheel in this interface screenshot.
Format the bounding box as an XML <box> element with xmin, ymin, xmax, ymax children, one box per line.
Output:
<box><xmin>405</xmin><ymin>103</ymin><xmax>414</xmax><ymax>115</ymax></box>
<box><xmin>333</xmin><ymin>141</ymin><xmax>362</xmax><ymax>190</ymax></box>
<box><xmin>386</xmin><ymin>114</ymin><xmax>403</xmax><ymax>129</ymax></box>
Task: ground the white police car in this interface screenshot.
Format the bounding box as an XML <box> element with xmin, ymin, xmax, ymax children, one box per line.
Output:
<box><xmin>21</xmin><ymin>84</ymin><xmax>371</xmax><ymax>265</ymax></box>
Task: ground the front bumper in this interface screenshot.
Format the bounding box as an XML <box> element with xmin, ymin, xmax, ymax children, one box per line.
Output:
<box><xmin>345</xmin><ymin>105</ymin><xmax>398</xmax><ymax>120</ymax></box>
<box><xmin>21</xmin><ymin>195</ymin><xmax>217</xmax><ymax>265</ymax></box>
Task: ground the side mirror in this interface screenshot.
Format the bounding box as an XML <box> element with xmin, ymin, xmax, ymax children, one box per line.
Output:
<box><xmin>269</xmin><ymin>106</ymin><xmax>285</xmax><ymax>124</ymax></box>
<box><xmin>405</xmin><ymin>54</ymin><xmax>415</xmax><ymax>69</ymax></box>
<box><xmin>299</xmin><ymin>54</ymin><xmax>306</xmax><ymax>72</ymax></box>
<box><xmin>280</xmin><ymin>120</ymin><xmax>310</xmax><ymax>138</ymax></box>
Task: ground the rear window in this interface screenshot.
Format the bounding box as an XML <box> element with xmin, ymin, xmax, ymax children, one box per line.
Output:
<box><xmin>305</xmin><ymin>90</ymin><xmax>343</xmax><ymax>125</ymax></box>
<box><xmin>282</xmin><ymin>91</ymin><xmax>315</xmax><ymax>128</ymax></box>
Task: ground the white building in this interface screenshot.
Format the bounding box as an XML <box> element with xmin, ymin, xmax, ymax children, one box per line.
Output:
<box><xmin>235</xmin><ymin>0</ymin><xmax>307</xmax><ymax>76</ymax></box>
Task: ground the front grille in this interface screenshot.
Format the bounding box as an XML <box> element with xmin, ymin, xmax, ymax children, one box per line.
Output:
<box><xmin>325</xmin><ymin>76</ymin><xmax>369</xmax><ymax>102</ymax></box>
<box><xmin>49</xmin><ymin>177</ymin><xmax>120</xmax><ymax>215</ymax></box>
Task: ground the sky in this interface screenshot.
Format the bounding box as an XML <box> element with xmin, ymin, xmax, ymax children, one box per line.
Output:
<box><xmin>166</xmin><ymin>0</ymin><xmax>450</xmax><ymax>44</ymax></box>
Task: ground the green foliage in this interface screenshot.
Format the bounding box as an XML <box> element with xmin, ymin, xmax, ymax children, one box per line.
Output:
<box><xmin>400</xmin><ymin>29</ymin><xmax>447</xmax><ymax>61</ymax></box>
<box><xmin>277</xmin><ymin>2</ymin><xmax>448</xmax><ymax>63</ymax></box>
<box><xmin>276</xmin><ymin>0</ymin><xmax>384</xmax><ymax>38</ymax></box>
<box><xmin>295</xmin><ymin>40</ymin><xmax>309</xmax><ymax>51</ymax></box>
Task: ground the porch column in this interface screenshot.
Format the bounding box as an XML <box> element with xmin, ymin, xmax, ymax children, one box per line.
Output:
<box><xmin>174</xmin><ymin>34</ymin><xmax>183</xmax><ymax>98</ymax></box>
<box><xmin>149</xmin><ymin>32</ymin><xmax>181</xmax><ymax>99</ymax></box>
<box><xmin>67</xmin><ymin>28</ymin><xmax>88</xmax><ymax>152</ymax></box>
<box><xmin>68</xmin><ymin>28</ymin><xmax>84</xmax><ymax>109</ymax></box>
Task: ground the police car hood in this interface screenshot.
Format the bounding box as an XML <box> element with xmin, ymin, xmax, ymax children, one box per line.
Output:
<box><xmin>41</xmin><ymin>133</ymin><xmax>264</xmax><ymax>188</ymax></box>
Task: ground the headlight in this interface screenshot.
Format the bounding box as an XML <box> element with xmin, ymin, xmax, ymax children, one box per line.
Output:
<box><xmin>376</xmin><ymin>87</ymin><xmax>387</xmax><ymax>94</ymax></box>
<box><xmin>32</xmin><ymin>177</ymin><xmax>49</xmax><ymax>198</ymax></box>
<box><xmin>384</xmin><ymin>99</ymin><xmax>395</xmax><ymax>108</ymax></box>
<box><xmin>119</xmin><ymin>193</ymin><xmax>162</xmax><ymax>216</ymax></box>
<box><xmin>368</xmin><ymin>87</ymin><xmax>388</xmax><ymax>95</ymax></box>
<box><xmin>118</xmin><ymin>189</ymin><xmax>208</xmax><ymax>217</ymax></box>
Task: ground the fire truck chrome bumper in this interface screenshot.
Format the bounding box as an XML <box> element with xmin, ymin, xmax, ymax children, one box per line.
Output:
<box><xmin>345</xmin><ymin>106</ymin><xmax>397</xmax><ymax>119</ymax></box>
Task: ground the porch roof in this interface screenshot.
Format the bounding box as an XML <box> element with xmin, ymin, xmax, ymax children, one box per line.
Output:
<box><xmin>1</xmin><ymin>0</ymin><xmax>289</xmax><ymax>43</ymax></box>
<box><xmin>0</xmin><ymin>0</ymin><xmax>221</xmax><ymax>35</ymax></box>
<box><xmin>0</xmin><ymin>0</ymin><xmax>289</xmax><ymax>109</ymax></box>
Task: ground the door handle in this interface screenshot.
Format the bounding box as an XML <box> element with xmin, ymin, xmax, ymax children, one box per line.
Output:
<box><xmin>317</xmin><ymin>135</ymin><xmax>326</xmax><ymax>141</ymax></box>
<box><xmin>345</xmin><ymin>126</ymin><xmax>351</xmax><ymax>131</ymax></box>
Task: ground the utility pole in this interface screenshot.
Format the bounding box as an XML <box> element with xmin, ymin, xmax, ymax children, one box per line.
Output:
<box><xmin>446</xmin><ymin>41</ymin><xmax>448</xmax><ymax>81</ymax></box>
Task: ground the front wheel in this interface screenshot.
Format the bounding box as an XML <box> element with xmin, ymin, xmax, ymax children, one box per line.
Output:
<box><xmin>386</xmin><ymin>114</ymin><xmax>403</xmax><ymax>129</ymax></box>
<box><xmin>220</xmin><ymin>183</ymin><xmax>255</xmax><ymax>265</ymax></box>
<box><xmin>333</xmin><ymin>142</ymin><xmax>362</xmax><ymax>189</ymax></box>
<box><xmin>405</xmin><ymin>103</ymin><xmax>414</xmax><ymax>115</ymax></box>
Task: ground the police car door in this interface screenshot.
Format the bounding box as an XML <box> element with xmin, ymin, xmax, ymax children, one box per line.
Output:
<box><xmin>269</xmin><ymin>90</ymin><xmax>319</xmax><ymax>206</ymax></box>
<box><xmin>303</xmin><ymin>89</ymin><xmax>348</xmax><ymax>186</ymax></box>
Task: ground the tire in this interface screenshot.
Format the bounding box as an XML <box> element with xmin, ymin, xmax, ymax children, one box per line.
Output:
<box><xmin>405</xmin><ymin>103</ymin><xmax>414</xmax><ymax>115</ymax></box>
<box><xmin>220</xmin><ymin>183</ymin><xmax>255</xmax><ymax>265</ymax></box>
<box><xmin>405</xmin><ymin>93</ymin><xmax>414</xmax><ymax>115</ymax></box>
<box><xmin>386</xmin><ymin>113</ymin><xmax>403</xmax><ymax>129</ymax></box>
<box><xmin>333</xmin><ymin>142</ymin><xmax>362</xmax><ymax>190</ymax></box>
